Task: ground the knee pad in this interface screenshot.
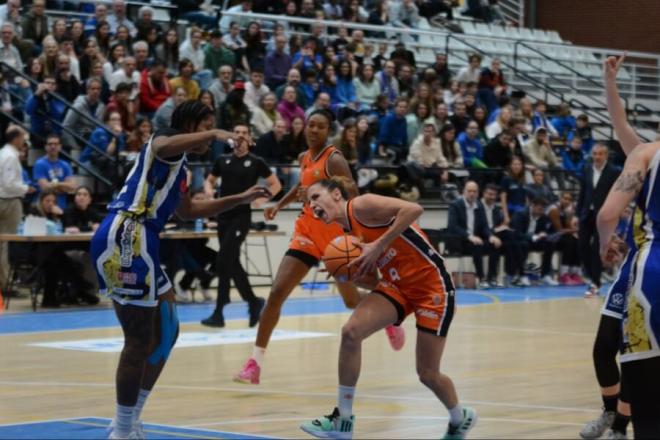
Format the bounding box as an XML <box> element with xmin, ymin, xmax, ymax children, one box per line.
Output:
<box><xmin>148</xmin><ymin>301</ymin><xmax>180</xmax><ymax>365</ymax></box>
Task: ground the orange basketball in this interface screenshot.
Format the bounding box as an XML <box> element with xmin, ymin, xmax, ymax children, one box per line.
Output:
<box><xmin>322</xmin><ymin>235</ymin><xmax>362</xmax><ymax>283</ymax></box>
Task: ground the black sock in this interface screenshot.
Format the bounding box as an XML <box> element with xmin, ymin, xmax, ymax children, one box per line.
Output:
<box><xmin>602</xmin><ymin>394</ymin><xmax>618</xmax><ymax>413</ymax></box>
<box><xmin>610</xmin><ymin>412</ymin><xmax>630</xmax><ymax>434</ymax></box>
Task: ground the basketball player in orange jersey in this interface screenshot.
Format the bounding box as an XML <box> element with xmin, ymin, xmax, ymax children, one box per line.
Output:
<box><xmin>234</xmin><ymin>109</ymin><xmax>405</xmax><ymax>385</ymax></box>
<box><xmin>300</xmin><ymin>178</ymin><xmax>477</xmax><ymax>440</ymax></box>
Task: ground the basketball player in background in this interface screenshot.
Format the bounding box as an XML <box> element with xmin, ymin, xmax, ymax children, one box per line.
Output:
<box><xmin>234</xmin><ymin>109</ymin><xmax>405</xmax><ymax>385</ymax></box>
<box><xmin>581</xmin><ymin>54</ymin><xmax>636</xmax><ymax>440</ymax></box>
<box><xmin>300</xmin><ymin>178</ymin><xmax>477</xmax><ymax>440</ymax></box>
<box><xmin>90</xmin><ymin>101</ymin><xmax>270</xmax><ymax>439</ymax></box>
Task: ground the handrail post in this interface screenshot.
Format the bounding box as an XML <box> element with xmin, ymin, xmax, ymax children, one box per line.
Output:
<box><xmin>514</xmin><ymin>40</ymin><xmax>519</xmax><ymax>73</ymax></box>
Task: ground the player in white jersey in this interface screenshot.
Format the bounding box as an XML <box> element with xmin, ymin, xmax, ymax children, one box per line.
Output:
<box><xmin>90</xmin><ymin>100</ymin><xmax>271</xmax><ymax>439</ymax></box>
<box><xmin>598</xmin><ymin>140</ymin><xmax>660</xmax><ymax>438</ymax></box>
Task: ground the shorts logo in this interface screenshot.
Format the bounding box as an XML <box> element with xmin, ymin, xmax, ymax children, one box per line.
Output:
<box><xmin>120</xmin><ymin>221</ymin><xmax>136</xmax><ymax>268</ymax></box>
<box><xmin>432</xmin><ymin>294</ymin><xmax>442</xmax><ymax>305</ymax></box>
<box><xmin>117</xmin><ymin>272</ymin><xmax>137</xmax><ymax>284</ymax></box>
<box><xmin>611</xmin><ymin>293</ymin><xmax>624</xmax><ymax>306</ymax></box>
<box><xmin>416</xmin><ymin>309</ymin><xmax>439</xmax><ymax>320</ymax></box>
<box><xmin>295</xmin><ymin>236</ymin><xmax>314</xmax><ymax>247</ymax></box>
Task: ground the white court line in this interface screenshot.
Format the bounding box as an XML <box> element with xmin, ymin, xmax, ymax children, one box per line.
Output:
<box><xmin>187</xmin><ymin>415</ymin><xmax>584</xmax><ymax>429</ymax></box>
<box><xmin>0</xmin><ymin>379</ymin><xmax>599</xmax><ymax>415</ymax></box>
<box><xmin>0</xmin><ymin>417</ymin><xmax>84</xmax><ymax>427</ymax></box>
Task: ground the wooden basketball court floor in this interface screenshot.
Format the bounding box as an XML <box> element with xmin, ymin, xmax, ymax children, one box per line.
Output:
<box><xmin>0</xmin><ymin>283</ymin><xmax>611</xmax><ymax>439</ymax></box>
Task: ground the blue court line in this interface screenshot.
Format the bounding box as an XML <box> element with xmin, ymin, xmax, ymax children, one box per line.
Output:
<box><xmin>0</xmin><ymin>417</ymin><xmax>271</xmax><ymax>439</ymax></box>
<box><xmin>0</xmin><ymin>285</ymin><xmax>591</xmax><ymax>335</ymax></box>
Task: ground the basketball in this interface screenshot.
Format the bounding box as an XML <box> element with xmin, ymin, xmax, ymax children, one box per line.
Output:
<box><xmin>322</xmin><ymin>235</ymin><xmax>362</xmax><ymax>283</ymax></box>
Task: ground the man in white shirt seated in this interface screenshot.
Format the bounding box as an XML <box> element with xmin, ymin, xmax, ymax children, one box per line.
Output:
<box><xmin>107</xmin><ymin>0</ymin><xmax>137</xmax><ymax>37</ymax></box>
<box><xmin>109</xmin><ymin>56</ymin><xmax>140</xmax><ymax>100</ymax></box>
<box><xmin>244</xmin><ymin>69</ymin><xmax>270</xmax><ymax>110</ymax></box>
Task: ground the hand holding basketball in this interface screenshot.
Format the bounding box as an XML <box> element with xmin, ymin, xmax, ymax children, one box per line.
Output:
<box><xmin>323</xmin><ymin>235</ymin><xmax>363</xmax><ymax>283</ymax></box>
<box><xmin>348</xmin><ymin>240</ymin><xmax>384</xmax><ymax>279</ymax></box>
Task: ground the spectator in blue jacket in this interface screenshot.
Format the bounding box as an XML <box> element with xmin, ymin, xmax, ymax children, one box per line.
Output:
<box><xmin>531</xmin><ymin>100</ymin><xmax>559</xmax><ymax>137</ymax></box>
<box><xmin>292</xmin><ymin>40</ymin><xmax>323</xmax><ymax>76</ymax></box>
<box><xmin>561</xmin><ymin>135</ymin><xmax>587</xmax><ymax>178</ymax></box>
<box><xmin>566</xmin><ymin>114</ymin><xmax>595</xmax><ymax>154</ymax></box>
<box><xmin>25</xmin><ymin>76</ymin><xmax>67</xmax><ymax>148</ymax></box>
<box><xmin>377</xmin><ymin>98</ymin><xmax>408</xmax><ymax>163</ymax></box>
<box><xmin>81</xmin><ymin>111</ymin><xmax>126</xmax><ymax>178</ymax></box>
<box><xmin>551</xmin><ymin>103</ymin><xmax>576</xmax><ymax>140</ymax></box>
<box><xmin>32</xmin><ymin>133</ymin><xmax>76</xmax><ymax>209</ymax></box>
<box><xmin>336</xmin><ymin>60</ymin><xmax>357</xmax><ymax>107</ymax></box>
<box><xmin>457</xmin><ymin>120</ymin><xmax>486</xmax><ymax>168</ymax></box>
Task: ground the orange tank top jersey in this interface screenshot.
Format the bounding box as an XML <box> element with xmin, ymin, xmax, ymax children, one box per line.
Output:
<box><xmin>288</xmin><ymin>146</ymin><xmax>346</xmax><ymax>263</ymax></box>
<box><xmin>345</xmin><ymin>199</ymin><xmax>456</xmax><ymax>336</ymax></box>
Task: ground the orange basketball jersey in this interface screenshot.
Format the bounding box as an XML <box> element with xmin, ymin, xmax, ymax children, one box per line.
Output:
<box><xmin>345</xmin><ymin>198</ymin><xmax>456</xmax><ymax>335</ymax></box>
<box><xmin>345</xmin><ymin>199</ymin><xmax>450</xmax><ymax>288</ymax></box>
<box><xmin>300</xmin><ymin>145</ymin><xmax>340</xmax><ymax>217</ymax></box>
<box><xmin>288</xmin><ymin>145</ymin><xmax>346</xmax><ymax>262</ymax></box>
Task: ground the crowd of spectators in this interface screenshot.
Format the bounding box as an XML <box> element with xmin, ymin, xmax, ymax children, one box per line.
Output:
<box><xmin>0</xmin><ymin>0</ymin><xmax>627</xmax><ymax>305</ymax></box>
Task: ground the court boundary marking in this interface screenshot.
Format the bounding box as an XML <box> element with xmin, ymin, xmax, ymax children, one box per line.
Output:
<box><xmin>0</xmin><ymin>294</ymin><xmax>587</xmax><ymax>337</ymax></box>
<box><xmin>0</xmin><ymin>417</ymin><xmax>277</xmax><ymax>439</ymax></box>
<box><xmin>0</xmin><ymin>379</ymin><xmax>600</xmax><ymax>415</ymax></box>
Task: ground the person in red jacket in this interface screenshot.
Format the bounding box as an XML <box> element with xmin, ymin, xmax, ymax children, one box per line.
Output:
<box><xmin>139</xmin><ymin>60</ymin><xmax>171</xmax><ymax>116</ymax></box>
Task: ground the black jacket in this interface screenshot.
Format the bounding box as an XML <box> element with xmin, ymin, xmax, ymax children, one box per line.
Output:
<box><xmin>448</xmin><ymin>198</ymin><xmax>491</xmax><ymax>240</ymax></box>
<box><xmin>511</xmin><ymin>208</ymin><xmax>554</xmax><ymax>241</ymax></box>
<box><xmin>577</xmin><ymin>162</ymin><xmax>620</xmax><ymax>221</ymax></box>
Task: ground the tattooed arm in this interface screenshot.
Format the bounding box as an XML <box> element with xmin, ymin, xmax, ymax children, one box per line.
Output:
<box><xmin>597</xmin><ymin>142</ymin><xmax>658</xmax><ymax>264</ymax></box>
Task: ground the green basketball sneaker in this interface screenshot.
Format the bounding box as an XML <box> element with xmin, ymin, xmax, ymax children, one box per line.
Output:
<box><xmin>442</xmin><ymin>406</ymin><xmax>478</xmax><ymax>439</ymax></box>
<box><xmin>300</xmin><ymin>407</ymin><xmax>354</xmax><ymax>439</ymax></box>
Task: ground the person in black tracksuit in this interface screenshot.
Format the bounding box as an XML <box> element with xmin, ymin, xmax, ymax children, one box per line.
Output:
<box><xmin>201</xmin><ymin>124</ymin><xmax>282</xmax><ymax>328</ymax></box>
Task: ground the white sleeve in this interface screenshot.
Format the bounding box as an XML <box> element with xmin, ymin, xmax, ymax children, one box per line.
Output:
<box><xmin>0</xmin><ymin>154</ymin><xmax>28</xmax><ymax>197</ymax></box>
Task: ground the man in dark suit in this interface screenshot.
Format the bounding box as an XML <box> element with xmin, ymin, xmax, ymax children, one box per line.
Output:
<box><xmin>577</xmin><ymin>143</ymin><xmax>621</xmax><ymax>297</ymax></box>
<box><xmin>511</xmin><ymin>197</ymin><xmax>556</xmax><ymax>286</ymax></box>
<box><xmin>481</xmin><ymin>183</ymin><xmax>510</xmax><ymax>286</ymax></box>
<box><xmin>447</xmin><ymin>181</ymin><xmax>502</xmax><ymax>289</ymax></box>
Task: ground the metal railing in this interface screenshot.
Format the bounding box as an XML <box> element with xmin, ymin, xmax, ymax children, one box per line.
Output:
<box><xmin>1</xmin><ymin>61</ymin><xmax>120</xmax><ymax>183</ymax></box>
<box><xmin>498</xmin><ymin>0</ymin><xmax>525</xmax><ymax>26</ymax></box>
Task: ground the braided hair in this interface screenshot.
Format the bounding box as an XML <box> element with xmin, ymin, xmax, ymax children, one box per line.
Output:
<box><xmin>170</xmin><ymin>100</ymin><xmax>214</xmax><ymax>132</ymax></box>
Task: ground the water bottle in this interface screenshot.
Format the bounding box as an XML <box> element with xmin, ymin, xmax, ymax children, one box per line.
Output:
<box><xmin>194</xmin><ymin>218</ymin><xmax>204</xmax><ymax>232</ymax></box>
<box><xmin>54</xmin><ymin>221</ymin><xmax>63</xmax><ymax>235</ymax></box>
<box><xmin>17</xmin><ymin>221</ymin><xmax>24</xmax><ymax>236</ymax></box>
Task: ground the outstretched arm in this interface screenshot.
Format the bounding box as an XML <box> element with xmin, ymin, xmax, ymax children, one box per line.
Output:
<box><xmin>348</xmin><ymin>194</ymin><xmax>424</xmax><ymax>277</ymax></box>
<box><xmin>176</xmin><ymin>185</ymin><xmax>271</xmax><ymax>220</ymax></box>
<box><xmin>597</xmin><ymin>142</ymin><xmax>657</xmax><ymax>263</ymax></box>
<box><xmin>153</xmin><ymin>129</ymin><xmax>236</xmax><ymax>160</ymax></box>
<box><xmin>604</xmin><ymin>53</ymin><xmax>642</xmax><ymax>155</ymax></box>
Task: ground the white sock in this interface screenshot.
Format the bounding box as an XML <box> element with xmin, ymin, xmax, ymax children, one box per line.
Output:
<box><xmin>115</xmin><ymin>404</ymin><xmax>134</xmax><ymax>436</ymax></box>
<box><xmin>252</xmin><ymin>346</ymin><xmax>266</xmax><ymax>366</ymax></box>
<box><xmin>337</xmin><ymin>385</ymin><xmax>355</xmax><ymax>418</ymax></box>
<box><xmin>133</xmin><ymin>389</ymin><xmax>150</xmax><ymax>420</ymax></box>
<box><xmin>560</xmin><ymin>265</ymin><xmax>569</xmax><ymax>275</ymax></box>
<box><xmin>448</xmin><ymin>404</ymin><xmax>464</xmax><ymax>427</ymax></box>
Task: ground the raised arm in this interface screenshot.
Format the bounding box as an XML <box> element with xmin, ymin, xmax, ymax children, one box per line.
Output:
<box><xmin>349</xmin><ymin>193</ymin><xmax>424</xmax><ymax>276</ymax></box>
<box><xmin>604</xmin><ymin>53</ymin><xmax>642</xmax><ymax>154</ymax></box>
<box><xmin>597</xmin><ymin>142</ymin><xmax>657</xmax><ymax>263</ymax></box>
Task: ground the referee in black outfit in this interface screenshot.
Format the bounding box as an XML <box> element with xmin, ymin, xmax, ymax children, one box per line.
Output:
<box><xmin>201</xmin><ymin>123</ymin><xmax>282</xmax><ymax>327</ymax></box>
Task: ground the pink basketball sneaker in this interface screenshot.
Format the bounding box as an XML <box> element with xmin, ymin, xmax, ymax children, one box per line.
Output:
<box><xmin>385</xmin><ymin>325</ymin><xmax>405</xmax><ymax>351</ymax></box>
<box><xmin>234</xmin><ymin>358</ymin><xmax>261</xmax><ymax>385</ymax></box>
